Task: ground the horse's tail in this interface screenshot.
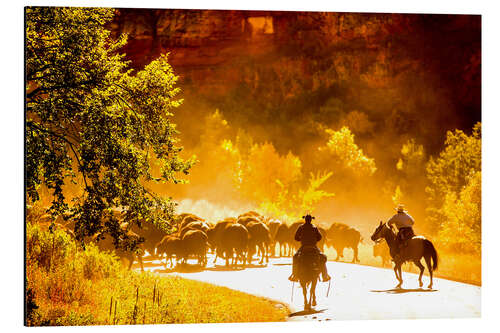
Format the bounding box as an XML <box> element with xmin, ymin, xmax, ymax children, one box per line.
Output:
<box><xmin>424</xmin><ymin>239</ymin><xmax>438</xmax><ymax>271</ymax></box>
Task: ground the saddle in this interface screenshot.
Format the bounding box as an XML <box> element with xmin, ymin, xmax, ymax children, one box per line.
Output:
<box><xmin>297</xmin><ymin>246</ymin><xmax>321</xmax><ymax>270</ymax></box>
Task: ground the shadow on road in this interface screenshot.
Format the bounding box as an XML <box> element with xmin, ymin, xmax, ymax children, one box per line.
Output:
<box><xmin>289</xmin><ymin>308</ymin><xmax>327</xmax><ymax>317</ymax></box>
<box><xmin>370</xmin><ymin>288</ymin><xmax>438</xmax><ymax>294</ymax></box>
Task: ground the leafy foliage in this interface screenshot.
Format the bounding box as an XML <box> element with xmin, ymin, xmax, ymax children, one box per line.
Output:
<box><xmin>320</xmin><ymin>126</ymin><xmax>377</xmax><ymax>176</ymax></box>
<box><xmin>392</xmin><ymin>139</ymin><xmax>427</xmax><ymax>207</ymax></box>
<box><xmin>26</xmin><ymin>7</ymin><xmax>193</xmax><ymax>246</ymax></box>
<box><xmin>438</xmin><ymin>171</ymin><xmax>481</xmax><ymax>253</ymax></box>
<box><xmin>238</xmin><ymin>142</ymin><xmax>302</xmax><ymax>203</ymax></box>
<box><xmin>399</xmin><ymin>139</ymin><xmax>426</xmax><ymax>178</ymax></box>
<box><xmin>259</xmin><ymin>171</ymin><xmax>334</xmax><ymax>221</ymax></box>
<box><xmin>426</xmin><ymin>122</ymin><xmax>481</xmax><ymax>251</ymax></box>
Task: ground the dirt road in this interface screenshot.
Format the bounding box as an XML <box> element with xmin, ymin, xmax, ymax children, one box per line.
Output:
<box><xmin>139</xmin><ymin>256</ymin><xmax>480</xmax><ymax>321</ymax></box>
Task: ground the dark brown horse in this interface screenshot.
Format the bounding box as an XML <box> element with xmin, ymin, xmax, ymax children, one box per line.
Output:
<box><xmin>296</xmin><ymin>248</ymin><xmax>321</xmax><ymax>310</ymax></box>
<box><xmin>371</xmin><ymin>221</ymin><xmax>438</xmax><ymax>289</ymax></box>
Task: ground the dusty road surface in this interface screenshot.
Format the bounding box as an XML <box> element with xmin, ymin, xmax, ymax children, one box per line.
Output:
<box><xmin>138</xmin><ymin>255</ymin><xmax>480</xmax><ymax>321</ymax></box>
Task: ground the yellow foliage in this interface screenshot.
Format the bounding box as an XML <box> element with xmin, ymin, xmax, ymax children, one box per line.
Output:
<box><xmin>198</xmin><ymin>110</ymin><xmax>231</xmax><ymax>151</ymax></box>
<box><xmin>259</xmin><ymin>171</ymin><xmax>334</xmax><ymax>221</ymax></box>
<box><xmin>323</xmin><ymin>126</ymin><xmax>376</xmax><ymax>176</ymax></box>
<box><xmin>392</xmin><ymin>185</ymin><xmax>403</xmax><ymax>206</ymax></box>
<box><xmin>400</xmin><ymin>139</ymin><xmax>425</xmax><ymax>177</ymax></box>
<box><xmin>438</xmin><ymin>171</ymin><xmax>481</xmax><ymax>254</ymax></box>
<box><xmin>339</xmin><ymin>110</ymin><xmax>375</xmax><ymax>135</ymax></box>
<box><xmin>238</xmin><ymin>143</ymin><xmax>302</xmax><ymax>202</ymax></box>
<box><xmin>426</xmin><ymin>122</ymin><xmax>481</xmax><ymax>255</ymax></box>
<box><xmin>396</xmin><ymin>158</ymin><xmax>403</xmax><ymax>171</ymax></box>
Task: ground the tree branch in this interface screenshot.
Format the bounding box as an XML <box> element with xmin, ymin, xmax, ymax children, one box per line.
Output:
<box><xmin>27</xmin><ymin>121</ymin><xmax>89</xmax><ymax>189</ymax></box>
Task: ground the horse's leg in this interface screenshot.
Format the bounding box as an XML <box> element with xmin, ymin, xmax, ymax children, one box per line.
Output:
<box><xmin>261</xmin><ymin>243</ymin><xmax>265</xmax><ymax>264</ymax></box>
<box><xmin>266</xmin><ymin>243</ymin><xmax>270</xmax><ymax>263</ymax></box>
<box><xmin>424</xmin><ymin>255</ymin><xmax>433</xmax><ymax>289</ymax></box>
<box><xmin>414</xmin><ymin>259</ymin><xmax>425</xmax><ymax>288</ymax></box>
<box><xmin>311</xmin><ymin>279</ymin><xmax>317</xmax><ymax>307</ymax></box>
<box><xmin>394</xmin><ymin>263</ymin><xmax>402</xmax><ymax>288</ymax></box>
<box><xmin>213</xmin><ymin>248</ymin><xmax>219</xmax><ymax>264</ymax></box>
<box><xmin>398</xmin><ymin>264</ymin><xmax>403</xmax><ymax>288</ymax></box>
<box><xmin>301</xmin><ymin>281</ymin><xmax>309</xmax><ymax>310</ymax></box>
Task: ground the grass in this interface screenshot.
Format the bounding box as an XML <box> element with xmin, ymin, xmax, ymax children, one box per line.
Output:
<box><xmin>26</xmin><ymin>223</ymin><xmax>289</xmax><ymax>326</ymax></box>
<box><xmin>323</xmin><ymin>243</ymin><xmax>481</xmax><ymax>286</ymax></box>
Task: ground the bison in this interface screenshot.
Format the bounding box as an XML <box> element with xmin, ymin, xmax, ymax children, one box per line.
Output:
<box><xmin>246</xmin><ymin>222</ymin><xmax>271</xmax><ymax>265</ymax></box>
<box><xmin>326</xmin><ymin>223</ymin><xmax>361</xmax><ymax>263</ymax></box>
<box><xmin>373</xmin><ymin>240</ymin><xmax>391</xmax><ymax>267</ymax></box>
<box><xmin>274</xmin><ymin>223</ymin><xmax>290</xmax><ymax>257</ymax></box>
<box><xmin>93</xmin><ymin>228</ymin><xmax>145</xmax><ymax>271</ymax></box>
<box><xmin>237</xmin><ymin>211</ymin><xmax>262</xmax><ymax>220</ymax></box>
<box><xmin>236</xmin><ymin>216</ymin><xmax>260</xmax><ymax>227</ymax></box>
<box><xmin>287</xmin><ymin>221</ymin><xmax>303</xmax><ymax>255</ymax></box>
<box><xmin>178</xmin><ymin>214</ymin><xmax>204</xmax><ymax>230</ymax></box>
<box><xmin>220</xmin><ymin>223</ymin><xmax>249</xmax><ymax>267</ymax></box>
<box><xmin>129</xmin><ymin>219</ymin><xmax>168</xmax><ymax>259</ymax></box>
<box><xmin>266</xmin><ymin>220</ymin><xmax>281</xmax><ymax>257</ymax></box>
<box><xmin>179</xmin><ymin>221</ymin><xmax>210</xmax><ymax>239</ymax></box>
<box><xmin>156</xmin><ymin>235</ymin><xmax>182</xmax><ymax>268</ymax></box>
<box><xmin>207</xmin><ymin>220</ymin><xmax>234</xmax><ymax>263</ymax></box>
<box><xmin>317</xmin><ymin>226</ymin><xmax>327</xmax><ymax>253</ymax></box>
<box><xmin>179</xmin><ymin>230</ymin><xmax>209</xmax><ymax>267</ymax></box>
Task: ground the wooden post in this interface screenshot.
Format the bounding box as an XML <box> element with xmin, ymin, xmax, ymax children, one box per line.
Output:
<box><xmin>108</xmin><ymin>296</ymin><xmax>113</xmax><ymax>323</ymax></box>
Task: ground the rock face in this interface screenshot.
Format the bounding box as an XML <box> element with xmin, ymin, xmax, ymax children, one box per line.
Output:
<box><xmin>108</xmin><ymin>9</ymin><xmax>481</xmax><ymax>156</ymax></box>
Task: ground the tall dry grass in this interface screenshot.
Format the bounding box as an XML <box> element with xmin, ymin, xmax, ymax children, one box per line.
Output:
<box><xmin>26</xmin><ymin>223</ymin><xmax>288</xmax><ymax>326</ymax></box>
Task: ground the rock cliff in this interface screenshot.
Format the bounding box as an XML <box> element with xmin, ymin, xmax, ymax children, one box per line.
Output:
<box><xmin>108</xmin><ymin>9</ymin><xmax>481</xmax><ymax>159</ymax></box>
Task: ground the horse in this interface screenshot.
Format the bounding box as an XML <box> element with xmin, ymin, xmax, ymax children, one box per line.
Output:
<box><xmin>370</xmin><ymin>221</ymin><xmax>438</xmax><ymax>289</ymax></box>
<box><xmin>296</xmin><ymin>247</ymin><xmax>322</xmax><ymax>310</ymax></box>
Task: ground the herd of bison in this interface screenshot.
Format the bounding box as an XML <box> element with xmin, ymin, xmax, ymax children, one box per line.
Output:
<box><xmin>32</xmin><ymin>210</ymin><xmax>392</xmax><ymax>271</ymax></box>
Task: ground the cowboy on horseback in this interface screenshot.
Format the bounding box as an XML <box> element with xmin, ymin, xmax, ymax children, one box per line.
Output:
<box><xmin>288</xmin><ymin>214</ymin><xmax>331</xmax><ymax>282</ymax></box>
<box><xmin>387</xmin><ymin>204</ymin><xmax>415</xmax><ymax>260</ymax></box>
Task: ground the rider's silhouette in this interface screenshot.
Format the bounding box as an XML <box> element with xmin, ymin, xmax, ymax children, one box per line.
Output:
<box><xmin>288</xmin><ymin>214</ymin><xmax>331</xmax><ymax>282</ymax></box>
<box><xmin>387</xmin><ymin>204</ymin><xmax>415</xmax><ymax>260</ymax></box>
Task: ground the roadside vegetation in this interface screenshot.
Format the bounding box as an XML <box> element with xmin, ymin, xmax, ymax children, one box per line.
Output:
<box><xmin>26</xmin><ymin>223</ymin><xmax>288</xmax><ymax>326</ymax></box>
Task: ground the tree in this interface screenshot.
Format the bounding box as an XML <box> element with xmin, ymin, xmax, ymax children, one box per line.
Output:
<box><xmin>397</xmin><ymin>139</ymin><xmax>426</xmax><ymax>178</ymax></box>
<box><xmin>439</xmin><ymin>171</ymin><xmax>481</xmax><ymax>254</ymax></box>
<box><xmin>26</xmin><ymin>7</ymin><xmax>193</xmax><ymax>246</ymax></box>
<box><xmin>240</xmin><ymin>143</ymin><xmax>302</xmax><ymax>203</ymax></box>
<box><xmin>425</xmin><ymin>122</ymin><xmax>481</xmax><ymax>236</ymax></box>
<box><xmin>392</xmin><ymin>139</ymin><xmax>427</xmax><ymax>210</ymax></box>
<box><xmin>319</xmin><ymin>126</ymin><xmax>377</xmax><ymax>176</ymax></box>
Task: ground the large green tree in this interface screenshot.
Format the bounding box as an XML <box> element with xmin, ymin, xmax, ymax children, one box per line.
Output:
<box><xmin>26</xmin><ymin>7</ymin><xmax>193</xmax><ymax>246</ymax></box>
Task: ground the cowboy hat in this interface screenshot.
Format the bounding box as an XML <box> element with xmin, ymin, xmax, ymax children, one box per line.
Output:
<box><xmin>302</xmin><ymin>214</ymin><xmax>315</xmax><ymax>221</ymax></box>
<box><xmin>395</xmin><ymin>204</ymin><xmax>406</xmax><ymax>212</ymax></box>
